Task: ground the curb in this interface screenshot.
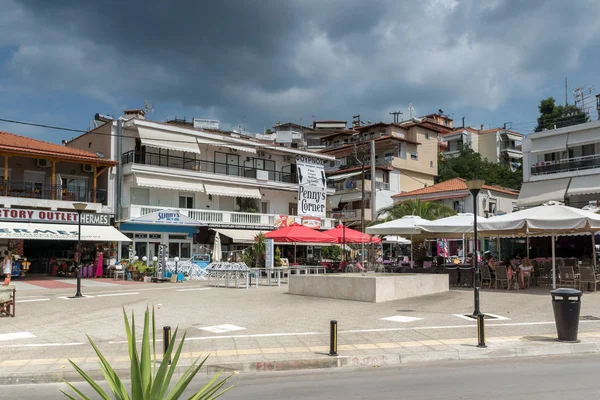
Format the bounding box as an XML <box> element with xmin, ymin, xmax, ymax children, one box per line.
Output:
<box><xmin>1</xmin><ymin>340</ymin><xmax>599</xmax><ymax>385</ymax></box>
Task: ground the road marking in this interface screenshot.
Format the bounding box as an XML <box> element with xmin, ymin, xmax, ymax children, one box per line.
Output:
<box><xmin>176</xmin><ymin>288</ymin><xmax>211</xmax><ymax>292</ymax></box>
<box><xmin>96</xmin><ymin>292</ymin><xmax>140</xmax><ymax>297</ymax></box>
<box><xmin>0</xmin><ymin>332</ymin><xmax>36</xmax><ymax>341</ymax></box>
<box><xmin>453</xmin><ymin>313</ymin><xmax>511</xmax><ymax>321</ymax></box>
<box><xmin>17</xmin><ymin>298</ymin><xmax>51</xmax><ymax>303</ymax></box>
<box><xmin>57</xmin><ymin>295</ymin><xmax>95</xmax><ymax>300</ymax></box>
<box><xmin>0</xmin><ymin>342</ymin><xmax>84</xmax><ymax>349</ymax></box>
<box><xmin>381</xmin><ymin>316</ymin><xmax>424</xmax><ymax>323</ymax></box>
<box><xmin>198</xmin><ymin>324</ymin><xmax>246</xmax><ymax>334</ymax></box>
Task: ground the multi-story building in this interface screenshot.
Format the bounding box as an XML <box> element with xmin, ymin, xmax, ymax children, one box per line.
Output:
<box><xmin>519</xmin><ymin>120</ymin><xmax>600</xmax><ymax>208</ymax></box>
<box><xmin>320</xmin><ymin>121</ymin><xmax>440</xmax><ymax>226</ymax></box>
<box><xmin>441</xmin><ymin>125</ymin><xmax>524</xmax><ymax>165</ymax></box>
<box><xmin>259</xmin><ymin>120</ymin><xmax>352</xmax><ymax>150</ymax></box>
<box><xmin>68</xmin><ymin>110</ymin><xmax>336</xmax><ymax>261</ymax></box>
<box><xmin>0</xmin><ymin>130</ymin><xmax>125</xmax><ymax>274</ymax></box>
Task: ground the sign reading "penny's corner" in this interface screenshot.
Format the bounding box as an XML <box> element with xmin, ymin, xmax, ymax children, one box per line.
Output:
<box><xmin>0</xmin><ymin>208</ymin><xmax>111</xmax><ymax>226</ymax></box>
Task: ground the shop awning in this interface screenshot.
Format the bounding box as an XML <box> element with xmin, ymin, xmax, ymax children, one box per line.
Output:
<box><xmin>203</xmin><ymin>183</ymin><xmax>261</xmax><ymax>199</ymax></box>
<box><xmin>135</xmin><ymin>175</ymin><xmax>205</xmax><ymax>192</ymax></box>
<box><xmin>567</xmin><ymin>129</ymin><xmax>599</xmax><ymax>147</ymax></box>
<box><xmin>328</xmin><ymin>194</ymin><xmax>342</xmax><ymax>208</ymax></box>
<box><xmin>517</xmin><ymin>178</ymin><xmax>570</xmax><ymax>207</ymax></box>
<box><xmin>529</xmin><ymin>134</ymin><xmax>568</xmax><ymax>154</ymax></box>
<box><xmin>567</xmin><ymin>176</ymin><xmax>600</xmax><ymax>196</ymax></box>
<box><xmin>216</xmin><ymin>144</ymin><xmax>256</xmax><ymax>154</ymax></box>
<box><xmin>505</xmin><ymin>132</ymin><xmax>523</xmax><ymax>142</ymax></box>
<box><xmin>340</xmin><ymin>191</ymin><xmax>368</xmax><ymax>202</ymax></box>
<box><xmin>212</xmin><ymin>228</ymin><xmax>263</xmax><ymax>244</ymax></box>
<box><xmin>138</xmin><ymin>127</ymin><xmax>202</xmax><ymax>154</ymax></box>
<box><xmin>0</xmin><ymin>222</ymin><xmax>131</xmax><ymax>242</ymax></box>
<box><xmin>328</xmin><ymin>171</ymin><xmax>362</xmax><ymax>181</ymax></box>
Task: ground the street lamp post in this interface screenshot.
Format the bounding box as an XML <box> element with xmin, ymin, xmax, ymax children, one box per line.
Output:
<box><xmin>466</xmin><ymin>179</ymin><xmax>486</xmax><ymax>348</ymax></box>
<box><xmin>174</xmin><ymin>256</ymin><xmax>180</xmax><ymax>281</ymax></box>
<box><xmin>72</xmin><ymin>202</ymin><xmax>88</xmax><ymax>298</ymax></box>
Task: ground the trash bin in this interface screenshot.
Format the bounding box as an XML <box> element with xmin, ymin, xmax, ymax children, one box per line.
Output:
<box><xmin>551</xmin><ymin>288</ymin><xmax>582</xmax><ymax>342</ymax></box>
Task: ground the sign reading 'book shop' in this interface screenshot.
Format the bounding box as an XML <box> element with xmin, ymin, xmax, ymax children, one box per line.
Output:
<box><xmin>296</xmin><ymin>155</ymin><xmax>326</xmax><ymax>219</ymax></box>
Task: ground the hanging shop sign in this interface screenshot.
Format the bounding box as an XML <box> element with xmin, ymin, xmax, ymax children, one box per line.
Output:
<box><xmin>296</xmin><ymin>155</ymin><xmax>327</xmax><ymax>218</ymax></box>
<box><xmin>274</xmin><ymin>215</ymin><xmax>294</xmax><ymax>228</ymax></box>
<box><xmin>301</xmin><ymin>216</ymin><xmax>321</xmax><ymax>230</ymax></box>
<box><xmin>0</xmin><ymin>208</ymin><xmax>111</xmax><ymax>225</ymax></box>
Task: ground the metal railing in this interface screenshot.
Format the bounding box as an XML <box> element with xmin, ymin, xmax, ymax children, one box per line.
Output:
<box><xmin>0</xmin><ymin>179</ymin><xmax>106</xmax><ymax>204</ymax></box>
<box><xmin>122</xmin><ymin>151</ymin><xmax>298</xmax><ymax>184</ymax></box>
<box><xmin>327</xmin><ymin>180</ymin><xmax>390</xmax><ymax>191</ymax></box>
<box><xmin>530</xmin><ymin>153</ymin><xmax>600</xmax><ymax>176</ymax></box>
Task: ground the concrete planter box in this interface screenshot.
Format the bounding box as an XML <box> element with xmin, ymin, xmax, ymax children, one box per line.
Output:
<box><xmin>289</xmin><ymin>273</ymin><xmax>449</xmax><ymax>303</ymax></box>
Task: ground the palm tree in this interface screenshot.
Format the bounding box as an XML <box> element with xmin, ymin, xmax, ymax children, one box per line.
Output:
<box><xmin>375</xmin><ymin>198</ymin><xmax>456</xmax><ymax>223</ymax></box>
<box><xmin>373</xmin><ymin>199</ymin><xmax>456</xmax><ymax>266</ymax></box>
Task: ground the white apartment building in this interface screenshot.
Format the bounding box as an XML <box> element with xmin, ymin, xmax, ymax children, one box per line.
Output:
<box><xmin>519</xmin><ymin>120</ymin><xmax>600</xmax><ymax>208</ymax></box>
<box><xmin>442</xmin><ymin>126</ymin><xmax>524</xmax><ymax>165</ymax></box>
<box><xmin>68</xmin><ymin>110</ymin><xmax>336</xmax><ymax>261</ymax></box>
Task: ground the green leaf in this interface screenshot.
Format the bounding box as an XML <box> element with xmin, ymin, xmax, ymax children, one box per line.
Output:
<box><xmin>150</xmin><ymin>327</ymin><xmax>180</xmax><ymax>400</ymax></box>
<box><xmin>152</xmin><ymin>305</ymin><xmax>157</xmax><ymax>376</ymax></box>
<box><xmin>86</xmin><ymin>335</ymin><xmax>129</xmax><ymax>399</ymax></box>
<box><xmin>66</xmin><ymin>360</ymin><xmax>112</xmax><ymax>400</ymax></box>
<box><xmin>60</xmin><ymin>390</ymin><xmax>79</xmax><ymax>400</ymax></box>
<box><xmin>141</xmin><ymin>307</ymin><xmax>153</xmax><ymax>397</ymax></box>
<box><xmin>128</xmin><ymin>311</ymin><xmax>144</xmax><ymax>400</ymax></box>
<box><xmin>159</xmin><ymin>329</ymin><xmax>187</xmax><ymax>399</ymax></box>
<box><xmin>62</xmin><ymin>380</ymin><xmax>92</xmax><ymax>400</ymax></box>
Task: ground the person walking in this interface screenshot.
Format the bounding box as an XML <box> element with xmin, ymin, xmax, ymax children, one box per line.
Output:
<box><xmin>3</xmin><ymin>251</ymin><xmax>12</xmax><ymax>285</ymax></box>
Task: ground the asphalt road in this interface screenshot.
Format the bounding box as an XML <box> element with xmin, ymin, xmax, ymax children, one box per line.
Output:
<box><xmin>3</xmin><ymin>354</ymin><xmax>600</xmax><ymax>400</ymax></box>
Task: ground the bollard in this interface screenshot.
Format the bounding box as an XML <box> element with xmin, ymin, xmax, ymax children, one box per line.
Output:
<box><xmin>477</xmin><ymin>314</ymin><xmax>487</xmax><ymax>348</ymax></box>
<box><xmin>163</xmin><ymin>326</ymin><xmax>172</xmax><ymax>364</ymax></box>
<box><xmin>329</xmin><ymin>320</ymin><xmax>338</xmax><ymax>356</ymax></box>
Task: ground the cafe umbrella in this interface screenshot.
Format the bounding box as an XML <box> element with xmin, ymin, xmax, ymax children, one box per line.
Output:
<box><xmin>263</xmin><ymin>223</ymin><xmax>337</xmax><ymax>263</ymax></box>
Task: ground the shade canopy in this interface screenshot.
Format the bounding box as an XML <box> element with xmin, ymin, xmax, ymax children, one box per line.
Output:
<box><xmin>416</xmin><ymin>213</ymin><xmax>485</xmax><ymax>238</ymax></box>
<box><xmin>365</xmin><ymin>215</ymin><xmax>428</xmax><ymax>236</ymax></box>
<box><xmin>324</xmin><ymin>225</ymin><xmax>381</xmax><ymax>244</ymax></box>
<box><xmin>478</xmin><ymin>204</ymin><xmax>600</xmax><ymax>236</ymax></box>
<box><xmin>263</xmin><ymin>223</ymin><xmax>337</xmax><ymax>243</ymax></box>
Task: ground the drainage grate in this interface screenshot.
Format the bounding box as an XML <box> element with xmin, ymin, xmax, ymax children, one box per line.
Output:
<box><xmin>461</xmin><ymin>314</ymin><xmax>501</xmax><ymax>320</ymax></box>
<box><xmin>581</xmin><ymin>315</ymin><xmax>600</xmax><ymax>321</ymax></box>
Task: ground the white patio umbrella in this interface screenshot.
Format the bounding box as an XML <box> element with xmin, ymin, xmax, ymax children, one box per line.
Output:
<box><xmin>213</xmin><ymin>232</ymin><xmax>222</xmax><ymax>262</ymax></box>
<box><xmin>366</xmin><ymin>215</ymin><xmax>428</xmax><ymax>264</ymax></box>
<box><xmin>479</xmin><ymin>204</ymin><xmax>600</xmax><ymax>289</ymax></box>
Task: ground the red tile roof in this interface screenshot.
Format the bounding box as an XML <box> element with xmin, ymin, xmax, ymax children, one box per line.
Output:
<box><xmin>392</xmin><ymin>178</ymin><xmax>519</xmax><ymax>198</ymax></box>
<box><xmin>0</xmin><ymin>131</ymin><xmax>117</xmax><ymax>165</ymax></box>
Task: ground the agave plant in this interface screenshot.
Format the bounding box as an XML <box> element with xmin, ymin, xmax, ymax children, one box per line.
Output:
<box><xmin>62</xmin><ymin>307</ymin><xmax>233</xmax><ymax>399</ymax></box>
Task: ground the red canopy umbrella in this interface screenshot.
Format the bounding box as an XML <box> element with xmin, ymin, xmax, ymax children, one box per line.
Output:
<box><xmin>263</xmin><ymin>223</ymin><xmax>337</xmax><ymax>263</ymax></box>
<box><xmin>264</xmin><ymin>223</ymin><xmax>338</xmax><ymax>243</ymax></box>
<box><xmin>324</xmin><ymin>224</ymin><xmax>381</xmax><ymax>244</ymax></box>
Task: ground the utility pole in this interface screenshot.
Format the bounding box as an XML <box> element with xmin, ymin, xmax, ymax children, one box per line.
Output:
<box><xmin>370</xmin><ymin>140</ymin><xmax>376</xmax><ymax>222</ymax></box>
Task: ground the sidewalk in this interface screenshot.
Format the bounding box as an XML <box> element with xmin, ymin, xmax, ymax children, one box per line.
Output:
<box><xmin>2</xmin><ymin>283</ymin><xmax>600</xmax><ymax>384</ymax></box>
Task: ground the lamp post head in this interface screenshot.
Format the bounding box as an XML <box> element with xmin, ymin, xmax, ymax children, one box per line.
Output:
<box><xmin>174</xmin><ymin>257</ymin><xmax>180</xmax><ymax>262</ymax></box>
<box><xmin>466</xmin><ymin>179</ymin><xmax>485</xmax><ymax>196</ymax></box>
<box><xmin>133</xmin><ymin>256</ymin><xmax>139</xmax><ymax>261</ymax></box>
<box><xmin>73</xmin><ymin>202</ymin><xmax>88</xmax><ymax>211</ymax></box>
<box><xmin>152</xmin><ymin>256</ymin><xmax>158</xmax><ymax>262</ymax></box>
<box><xmin>142</xmin><ymin>256</ymin><xmax>147</xmax><ymax>262</ymax></box>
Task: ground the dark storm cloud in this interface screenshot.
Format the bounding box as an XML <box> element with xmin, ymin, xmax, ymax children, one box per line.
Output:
<box><xmin>4</xmin><ymin>0</ymin><xmax>600</xmax><ymax>131</ymax></box>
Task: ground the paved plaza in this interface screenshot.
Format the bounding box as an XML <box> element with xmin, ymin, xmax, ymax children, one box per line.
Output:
<box><xmin>2</xmin><ymin>278</ymin><xmax>600</xmax><ymax>383</ymax></box>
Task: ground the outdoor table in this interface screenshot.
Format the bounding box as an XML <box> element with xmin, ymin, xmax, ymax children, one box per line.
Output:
<box><xmin>289</xmin><ymin>265</ymin><xmax>326</xmax><ymax>275</ymax></box>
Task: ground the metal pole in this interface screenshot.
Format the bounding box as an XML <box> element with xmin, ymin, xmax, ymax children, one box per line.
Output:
<box><xmin>370</xmin><ymin>140</ymin><xmax>376</xmax><ymax>222</ymax></box>
<box><xmin>329</xmin><ymin>320</ymin><xmax>338</xmax><ymax>356</ymax></box>
<box><xmin>163</xmin><ymin>326</ymin><xmax>172</xmax><ymax>364</ymax></box>
<box><xmin>552</xmin><ymin>234</ymin><xmax>556</xmax><ymax>289</ymax></box>
<box><xmin>471</xmin><ymin>189</ymin><xmax>481</xmax><ymax>316</ymax></box>
<box><xmin>592</xmin><ymin>234</ymin><xmax>597</xmax><ymax>270</ymax></box>
<box><xmin>75</xmin><ymin>209</ymin><xmax>83</xmax><ymax>298</ymax></box>
<box><xmin>477</xmin><ymin>314</ymin><xmax>487</xmax><ymax>348</ymax></box>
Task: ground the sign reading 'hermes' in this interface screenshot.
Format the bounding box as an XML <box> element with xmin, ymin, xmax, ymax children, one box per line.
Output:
<box><xmin>0</xmin><ymin>208</ymin><xmax>111</xmax><ymax>225</ymax></box>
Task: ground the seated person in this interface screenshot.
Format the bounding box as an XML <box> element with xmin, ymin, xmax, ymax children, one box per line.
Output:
<box><xmin>517</xmin><ymin>257</ymin><xmax>534</xmax><ymax>289</ymax></box>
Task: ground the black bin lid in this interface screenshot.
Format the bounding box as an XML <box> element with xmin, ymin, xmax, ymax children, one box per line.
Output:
<box><xmin>551</xmin><ymin>288</ymin><xmax>582</xmax><ymax>297</ymax></box>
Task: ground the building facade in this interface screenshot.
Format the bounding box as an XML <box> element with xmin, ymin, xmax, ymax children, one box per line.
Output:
<box><xmin>519</xmin><ymin>120</ymin><xmax>600</xmax><ymax>208</ymax></box>
<box><xmin>68</xmin><ymin>111</ymin><xmax>336</xmax><ymax>261</ymax></box>
<box><xmin>441</xmin><ymin>126</ymin><xmax>523</xmax><ymax>166</ymax></box>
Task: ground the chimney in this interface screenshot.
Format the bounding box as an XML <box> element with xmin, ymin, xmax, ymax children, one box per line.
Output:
<box><xmin>123</xmin><ymin>109</ymin><xmax>146</xmax><ymax>120</ymax></box>
<box><xmin>480</xmin><ymin>124</ymin><xmax>484</xmax><ymax>131</ymax></box>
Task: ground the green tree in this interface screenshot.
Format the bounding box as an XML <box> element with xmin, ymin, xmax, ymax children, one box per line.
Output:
<box><xmin>535</xmin><ymin>97</ymin><xmax>589</xmax><ymax>132</ymax></box>
<box><xmin>376</xmin><ymin>199</ymin><xmax>456</xmax><ymax>222</ymax></box>
<box><xmin>437</xmin><ymin>146</ymin><xmax>522</xmax><ymax>190</ymax></box>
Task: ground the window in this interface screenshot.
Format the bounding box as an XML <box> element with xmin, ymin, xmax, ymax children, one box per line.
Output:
<box><xmin>179</xmin><ymin>194</ymin><xmax>194</xmax><ymax>209</ymax></box>
<box><xmin>488</xmin><ymin>201</ymin><xmax>497</xmax><ymax>215</ymax></box>
<box><xmin>261</xmin><ymin>202</ymin><xmax>268</xmax><ymax>214</ymax></box>
<box><xmin>453</xmin><ymin>200</ymin><xmax>465</xmax><ymax>213</ymax></box>
<box><xmin>384</xmin><ymin>152</ymin><xmax>394</xmax><ymax>158</ymax></box>
<box><xmin>425</xmin><ymin>133</ymin><xmax>430</xmax><ymax>140</ymax></box>
<box><xmin>289</xmin><ymin>203</ymin><xmax>297</xmax><ymax>216</ymax></box>
<box><xmin>410</xmin><ymin>152</ymin><xmax>418</xmax><ymax>160</ymax></box>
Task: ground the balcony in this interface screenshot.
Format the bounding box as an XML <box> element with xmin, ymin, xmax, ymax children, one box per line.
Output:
<box><xmin>327</xmin><ymin>179</ymin><xmax>390</xmax><ymax>191</ymax></box>
<box><xmin>124</xmin><ymin>205</ymin><xmax>336</xmax><ymax>229</ymax></box>
<box><xmin>122</xmin><ymin>151</ymin><xmax>298</xmax><ymax>184</ymax></box>
<box><xmin>0</xmin><ymin>179</ymin><xmax>107</xmax><ymax>205</ymax></box>
<box><xmin>330</xmin><ymin>209</ymin><xmax>373</xmax><ymax>222</ymax></box>
<box><xmin>531</xmin><ymin>154</ymin><xmax>600</xmax><ymax>176</ymax></box>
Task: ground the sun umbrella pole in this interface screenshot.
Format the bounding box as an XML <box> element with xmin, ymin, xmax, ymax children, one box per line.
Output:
<box><xmin>410</xmin><ymin>234</ymin><xmax>413</xmax><ymax>268</ymax></box>
<box><xmin>462</xmin><ymin>234</ymin><xmax>466</xmax><ymax>263</ymax></box>
<box><xmin>552</xmin><ymin>234</ymin><xmax>556</xmax><ymax>289</ymax></box>
<box><xmin>526</xmin><ymin>236</ymin><xmax>530</xmax><ymax>259</ymax></box>
<box><xmin>294</xmin><ymin>243</ymin><xmax>297</xmax><ymax>264</ymax></box>
<box><xmin>593</xmin><ymin>234</ymin><xmax>597</xmax><ymax>270</ymax></box>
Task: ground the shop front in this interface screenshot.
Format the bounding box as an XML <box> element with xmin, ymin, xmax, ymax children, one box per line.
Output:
<box><xmin>0</xmin><ymin>208</ymin><xmax>129</xmax><ymax>277</ymax></box>
<box><xmin>118</xmin><ymin>210</ymin><xmax>198</xmax><ymax>262</ymax></box>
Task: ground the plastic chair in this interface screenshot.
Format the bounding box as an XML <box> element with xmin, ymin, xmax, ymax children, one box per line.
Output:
<box><xmin>114</xmin><ymin>265</ymin><xmax>125</xmax><ymax>280</ymax></box>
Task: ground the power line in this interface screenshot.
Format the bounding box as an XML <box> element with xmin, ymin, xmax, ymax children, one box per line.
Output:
<box><xmin>0</xmin><ymin>117</ymin><xmax>88</xmax><ymax>133</ymax></box>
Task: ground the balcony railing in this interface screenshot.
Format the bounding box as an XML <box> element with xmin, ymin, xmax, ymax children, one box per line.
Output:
<box><xmin>531</xmin><ymin>154</ymin><xmax>600</xmax><ymax>176</ymax></box>
<box><xmin>327</xmin><ymin>180</ymin><xmax>390</xmax><ymax>191</ymax></box>
<box><xmin>329</xmin><ymin>209</ymin><xmax>373</xmax><ymax>221</ymax></box>
<box><xmin>124</xmin><ymin>205</ymin><xmax>336</xmax><ymax>229</ymax></box>
<box><xmin>122</xmin><ymin>151</ymin><xmax>298</xmax><ymax>184</ymax></box>
<box><xmin>0</xmin><ymin>179</ymin><xmax>107</xmax><ymax>204</ymax></box>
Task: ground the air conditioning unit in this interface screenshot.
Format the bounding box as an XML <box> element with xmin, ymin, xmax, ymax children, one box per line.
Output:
<box><xmin>82</xmin><ymin>164</ymin><xmax>93</xmax><ymax>173</ymax></box>
<box><xmin>37</xmin><ymin>159</ymin><xmax>51</xmax><ymax>168</ymax></box>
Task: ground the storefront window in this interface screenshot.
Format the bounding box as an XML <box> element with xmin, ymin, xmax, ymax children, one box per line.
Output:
<box><xmin>181</xmin><ymin>243</ymin><xmax>191</xmax><ymax>258</ymax></box>
<box><xmin>135</xmin><ymin>242</ymin><xmax>148</xmax><ymax>261</ymax></box>
<box><xmin>169</xmin><ymin>242</ymin><xmax>180</xmax><ymax>258</ymax></box>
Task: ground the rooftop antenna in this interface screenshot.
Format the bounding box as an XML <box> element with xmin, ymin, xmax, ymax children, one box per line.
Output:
<box><xmin>408</xmin><ymin>103</ymin><xmax>414</xmax><ymax>119</ymax></box>
<box><xmin>144</xmin><ymin>100</ymin><xmax>155</xmax><ymax>114</ymax></box>
<box><xmin>389</xmin><ymin>111</ymin><xmax>403</xmax><ymax>124</ymax></box>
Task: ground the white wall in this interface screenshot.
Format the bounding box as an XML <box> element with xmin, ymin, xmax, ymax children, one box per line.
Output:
<box><xmin>259</xmin><ymin>189</ymin><xmax>296</xmax><ymax>214</ymax></box>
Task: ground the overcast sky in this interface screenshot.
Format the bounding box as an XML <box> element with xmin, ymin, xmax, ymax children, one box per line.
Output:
<box><xmin>1</xmin><ymin>0</ymin><xmax>600</xmax><ymax>143</ymax></box>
